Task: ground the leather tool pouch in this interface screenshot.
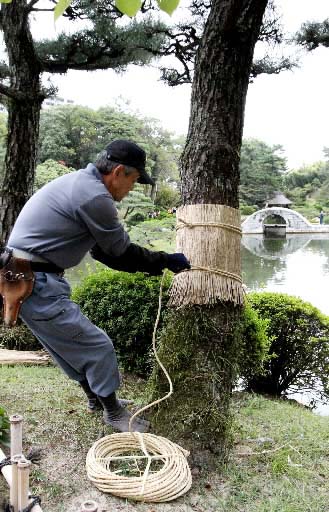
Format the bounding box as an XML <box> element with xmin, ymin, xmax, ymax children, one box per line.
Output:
<box><xmin>0</xmin><ymin>254</ymin><xmax>35</xmax><ymax>327</ymax></box>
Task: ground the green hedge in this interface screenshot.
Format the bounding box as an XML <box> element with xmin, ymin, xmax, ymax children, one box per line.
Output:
<box><xmin>72</xmin><ymin>270</ymin><xmax>171</xmax><ymax>376</ymax></box>
<box><xmin>72</xmin><ymin>270</ymin><xmax>269</xmax><ymax>379</ymax></box>
<box><xmin>245</xmin><ymin>292</ymin><xmax>329</xmax><ymax>403</ymax></box>
<box><xmin>0</xmin><ymin>322</ymin><xmax>40</xmax><ymax>351</ymax></box>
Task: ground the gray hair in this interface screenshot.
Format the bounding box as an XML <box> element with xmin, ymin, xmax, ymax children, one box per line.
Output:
<box><xmin>95</xmin><ymin>150</ymin><xmax>137</xmax><ymax>176</ymax></box>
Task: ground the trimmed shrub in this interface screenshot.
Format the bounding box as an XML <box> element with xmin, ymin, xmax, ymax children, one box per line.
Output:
<box><xmin>245</xmin><ymin>292</ymin><xmax>329</xmax><ymax>403</ymax></box>
<box><xmin>240</xmin><ymin>204</ymin><xmax>258</xmax><ymax>216</ymax></box>
<box><xmin>0</xmin><ymin>322</ymin><xmax>40</xmax><ymax>351</ymax></box>
<box><xmin>72</xmin><ymin>270</ymin><xmax>171</xmax><ymax>376</ymax></box>
<box><xmin>237</xmin><ymin>300</ymin><xmax>270</xmax><ymax>382</ymax></box>
<box><xmin>126</xmin><ymin>211</ymin><xmax>146</xmax><ymax>226</ymax></box>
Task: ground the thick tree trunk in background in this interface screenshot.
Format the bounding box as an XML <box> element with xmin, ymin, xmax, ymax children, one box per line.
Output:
<box><xmin>148</xmin><ymin>0</ymin><xmax>268</xmax><ymax>460</ymax></box>
<box><xmin>0</xmin><ymin>0</ymin><xmax>44</xmax><ymax>244</ymax></box>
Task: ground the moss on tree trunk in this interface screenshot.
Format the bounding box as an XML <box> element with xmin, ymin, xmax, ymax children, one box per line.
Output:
<box><xmin>147</xmin><ymin>304</ymin><xmax>241</xmax><ymax>462</ymax></box>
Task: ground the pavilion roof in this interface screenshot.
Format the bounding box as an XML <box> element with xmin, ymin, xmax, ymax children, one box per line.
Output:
<box><xmin>265</xmin><ymin>192</ymin><xmax>292</xmax><ymax>205</ymax></box>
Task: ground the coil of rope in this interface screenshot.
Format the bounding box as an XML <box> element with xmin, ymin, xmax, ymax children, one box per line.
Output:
<box><xmin>86</xmin><ymin>270</ymin><xmax>192</xmax><ymax>502</ymax></box>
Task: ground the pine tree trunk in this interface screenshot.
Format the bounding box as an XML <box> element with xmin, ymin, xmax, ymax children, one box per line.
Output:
<box><xmin>148</xmin><ymin>0</ymin><xmax>268</xmax><ymax>461</ymax></box>
<box><xmin>0</xmin><ymin>0</ymin><xmax>44</xmax><ymax>244</ymax></box>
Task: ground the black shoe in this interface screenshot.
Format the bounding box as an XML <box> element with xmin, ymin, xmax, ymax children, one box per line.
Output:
<box><xmin>97</xmin><ymin>393</ymin><xmax>150</xmax><ymax>433</ymax></box>
<box><xmin>79</xmin><ymin>379</ymin><xmax>134</xmax><ymax>413</ymax></box>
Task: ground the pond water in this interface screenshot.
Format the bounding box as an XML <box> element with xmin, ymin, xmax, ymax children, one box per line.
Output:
<box><xmin>66</xmin><ymin>233</ymin><xmax>329</xmax><ymax>416</ymax></box>
<box><xmin>242</xmin><ymin>234</ymin><xmax>329</xmax><ymax>416</ymax></box>
<box><xmin>242</xmin><ymin>234</ymin><xmax>329</xmax><ymax>316</ymax></box>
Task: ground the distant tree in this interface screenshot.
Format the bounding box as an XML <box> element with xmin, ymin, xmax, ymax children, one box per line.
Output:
<box><xmin>154</xmin><ymin>183</ymin><xmax>180</xmax><ymax>209</ymax></box>
<box><xmin>96</xmin><ymin>107</ymin><xmax>183</xmax><ymax>186</ymax></box>
<box><xmin>239</xmin><ymin>138</ymin><xmax>287</xmax><ymax>206</ymax></box>
<box><xmin>38</xmin><ymin>106</ymin><xmax>100</xmax><ymax>169</ymax></box>
<box><xmin>295</xmin><ymin>18</ymin><xmax>329</xmax><ymax>50</ymax></box>
<box><xmin>38</xmin><ymin>104</ymin><xmax>183</xmax><ymax>182</ymax></box>
<box><xmin>284</xmin><ymin>161</ymin><xmax>329</xmax><ymax>190</ymax></box>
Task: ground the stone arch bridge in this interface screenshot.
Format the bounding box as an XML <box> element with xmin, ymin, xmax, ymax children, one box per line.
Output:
<box><xmin>242</xmin><ymin>207</ymin><xmax>329</xmax><ymax>234</ymax></box>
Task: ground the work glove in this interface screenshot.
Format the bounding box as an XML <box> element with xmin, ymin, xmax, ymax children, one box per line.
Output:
<box><xmin>166</xmin><ymin>253</ymin><xmax>191</xmax><ymax>273</ymax></box>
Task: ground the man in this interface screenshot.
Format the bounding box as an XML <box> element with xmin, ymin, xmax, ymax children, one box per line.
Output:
<box><xmin>4</xmin><ymin>140</ymin><xmax>190</xmax><ymax>433</ymax></box>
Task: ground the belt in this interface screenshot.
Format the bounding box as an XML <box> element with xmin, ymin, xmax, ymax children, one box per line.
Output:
<box><xmin>8</xmin><ymin>248</ymin><xmax>64</xmax><ymax>275</ymax></box>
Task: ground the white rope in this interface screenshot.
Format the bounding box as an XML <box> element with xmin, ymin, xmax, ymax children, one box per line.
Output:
<box><xmin>86</xmin><ymin>272</ymin><xmax>192</xmax><ymax>503</ymax></box>
<box><xmin>176</xmin><ymin>217</ymin><xmax>243</xmax><ymax>236</ymax></box>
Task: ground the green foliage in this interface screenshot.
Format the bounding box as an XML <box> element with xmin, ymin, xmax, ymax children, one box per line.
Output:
<box><xmin>126</xmin><ymin>211</ymin><xmax>146</xmax><ymax>225</ymax></box>
<box><xmin>237</xmin><ymin>301</ymin><xmax>271</xmax><ymax>382</ymax></box>
<box><xmin>34</xmin><ymin>160</ymin><xmax>74</xmax><ymax>190</ymax></box>
<box><xmin>154</xmin><ymin>184</ymin><xmax>180</xmax><ymax>209</ymax></box>
<box><xmin>54</xmin><ymin>0</ymin><xmax>71</xmax><ymax>21</ymax></box>
<box><xmin>284</xmin><ymin>161</ymin><xmax>329</xmax><ymax>191</ymax></box>
<box><xmin>0</xmin><ymin>323</ymin><xmax>40</xmax><ymax>351</ymax></box>
<box><xmin>38</xmin><ymin>105</ymin><xmax>183</xmax><ymax>183</ymax></box>
<box><xmin>128</xmin><ymin>217</ymin><xmax>176</xmax><ymax>252</ymax></box>
<box><xmin>240</xmin><ymin>203</ymin><xmax>258</xmax><ymax>216</ymax></box>
<box><xmin>72</xmin><ymin>270</ymin><xmax>171</xmax><ymax>376</ymax></box>
<box><xmin>117</xmin><ymin>187</ymin><xmax>154</xmax><ymax>221</ymax></box>
<box><xmin>0</xmin><ymin>406</ymin><xmax>10</xmax><ymax>448</ymax></box>
<box><xmin>38</xmin><ymin>106</ymin><xmax>100</xmax><ymax>169</ymax></box>
<box><xmin>115</xmin><ymin>0</ymin><xmax>142</xmax><ymax>18</ymax></box>
<box><xmin>239</xmin><ymin>138</ymin><xmax>287</xmax><ymax>207</ymax></box>
<box><xmin>245</xmin><ymin>292</ymin><xmax>329</xmax><ymax>404</ymax></box>
<box><xmin>71</xmin><ymin>268</ymin><xmax>270</xmax><ymax>385</ymax></box>
<box><xmin>37</xmin><ymin>14</ymin><xmax>167</xmax><ymax>72</ymax></box>
<box><xmin>115</xmin><ymin>0</ymin><xmax>180</xmax><ymax>18</ymax></box>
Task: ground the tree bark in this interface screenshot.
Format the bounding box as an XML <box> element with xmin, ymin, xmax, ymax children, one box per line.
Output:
<box><xmin>0</xmin><ymin>0</ymin><xmax>45</xmax><ymax>244</ymax></box>
<box><xmin>148</xmin><ymin>0</ymin><xmax>268</xmax><ymax>460</ymax></box>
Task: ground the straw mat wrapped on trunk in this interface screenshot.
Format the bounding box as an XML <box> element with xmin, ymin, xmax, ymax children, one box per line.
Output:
<box><xmin>169</xmin><ymin>204</ymin><xmax>244</xmax><ymax>307</ymax></box>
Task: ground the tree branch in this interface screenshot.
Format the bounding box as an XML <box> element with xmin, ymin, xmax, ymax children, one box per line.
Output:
<box><xmin>0</xmin><ymin>81</ymin><xmax>47</xmax><ymax>102</ymax></box>
<box><xmin>27</xmin><ymin>0</ymin><xmax>43</xmax><ymax>10</ymax></box>
<box><xmin>0</xmin><ymin>82</ymin><xmax>26</xmax><ymax>101</ymax></box>
<box><xmin>31</xmin><ymin>8</ymin><xmax>55</xmax><ymax>12</ymax></box>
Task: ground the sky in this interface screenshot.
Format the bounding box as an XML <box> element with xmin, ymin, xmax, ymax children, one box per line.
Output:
<box><xmin>32</xmin><ymin>0</ymin><xmax>329</xmax><ymax>170</ymax></box>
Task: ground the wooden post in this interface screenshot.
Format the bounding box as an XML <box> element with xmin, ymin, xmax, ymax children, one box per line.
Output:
<box><xmin>1</xmin><ymin>418</ymin><xmax>44</xmax><ymax>512</ymax></box>
<box><xmin>10</xmin><ymin>414</ymin><xmax>23</xmax><ymax>458</ymax></box>
<box><xmin>17</xmin><ymin>459</ymin><xmax>31</xmax><ymax>512</ymax></box>
<box><xmin>81</xmin><ymin>500</ymin><xmax>99</xmax><ymax>512</ymax></box>
<box><xmin>10</xmin><ymin>454</ymin><xmax>25</xmax><ymax>512</ymax></box>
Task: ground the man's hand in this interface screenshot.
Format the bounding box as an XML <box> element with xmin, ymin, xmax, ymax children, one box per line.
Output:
<box><xmin>166</xmin><ymin>253</ymin><xmax>191</xmax><ymax>273</ymax></box>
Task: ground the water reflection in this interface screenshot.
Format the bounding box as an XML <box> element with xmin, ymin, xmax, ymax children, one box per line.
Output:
<box><xmin>242</xmin><ymin>234</ymin><xmax>312</xmax><ymax>260</ymax></box>
<box><xmin>242</xmin><ymin>234</ymin><xmax>329</xmax><ymax>315</ymax></box>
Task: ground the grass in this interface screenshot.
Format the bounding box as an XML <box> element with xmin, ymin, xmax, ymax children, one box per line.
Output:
<box><xmin>0</xmin><ymin>366</ymin><xmax>328</xmax><ymax>511</ymax></box>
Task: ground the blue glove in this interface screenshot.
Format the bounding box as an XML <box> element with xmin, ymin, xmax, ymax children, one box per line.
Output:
<box><xmin>166</xmin><ymin>253</ymin><xmax>191</xmax><ymax>273</ymax></box>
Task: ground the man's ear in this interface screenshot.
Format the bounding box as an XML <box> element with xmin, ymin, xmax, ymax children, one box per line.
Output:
<box><xmin>113</xmin><ymin>164</ymin><xmax>125</xmax><ymax>177</ymax></box>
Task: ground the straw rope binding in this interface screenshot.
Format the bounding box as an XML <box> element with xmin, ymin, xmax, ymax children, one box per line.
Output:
<box><xmin>86</xmin><ymin>272</ymin><xmax>192</xmax><ymax>503</ymax></box>
<box><xmin>169</xmin><ymin>204</ymin><xmax>244</xmax><ymax>307</ymax></box>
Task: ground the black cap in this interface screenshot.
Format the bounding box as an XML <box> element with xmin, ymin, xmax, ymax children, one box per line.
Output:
<box><xmin>105</xmin><ymin>140</ymin><xmax>155</xmax><ymax>186</ymax></box>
